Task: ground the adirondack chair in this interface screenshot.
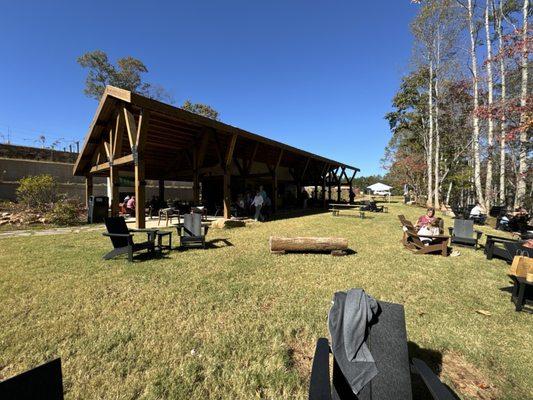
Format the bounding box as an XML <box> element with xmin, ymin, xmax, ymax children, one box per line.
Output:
<box><xmin>103</xmin><ymin>217</ymin><xmax>156</xmax><ymax>262</ymax></box>
<box><xmin>176</xmin><ymin>213</ymin><xmax>207</xmax><ymax>248</ymax></box>
<box><xmin>448</xmin><ymin>219</ymin><xmax>482</xmax><ymax>249</ymax></box>
<box><xmin>0</xmin><ymin>358</ymin><xmax>63</xmax><ymax>400</ymax></box>
<box><xmin>308</xmin><ymin>301</ymin><xmax>455</xmax><ymax>400</ymax></box>
<box><xmin>398</xmin><ymin>215</ymin><xmax>416</xmax><ymax>246</ymax></box>
<box><xmin>403</xmin><ymin>229</ymin><xmax>449</xmax><ymax>256</ymax></box>
<box><xmin>484</xmin><ymin>234</ymin><xmax>532</xmax><ymax>262</ymax></box>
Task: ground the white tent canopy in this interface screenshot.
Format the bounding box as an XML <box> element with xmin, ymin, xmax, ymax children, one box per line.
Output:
<box><xmin>367</xmin><ymin>183</ymin><xmax>392</xmax><ymax>194</ymax></box>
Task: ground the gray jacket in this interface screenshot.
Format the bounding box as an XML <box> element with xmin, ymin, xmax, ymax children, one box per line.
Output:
<box><xmin>328</xmin><ymin>288</ymin><xmax>379</xmax><ymax>395</ymax></box>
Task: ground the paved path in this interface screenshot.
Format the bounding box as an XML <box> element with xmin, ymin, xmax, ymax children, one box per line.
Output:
<box><xmin>0</xmin><ymin>225</ymin><xmax>105</xmax><ymax>239</ymax></box>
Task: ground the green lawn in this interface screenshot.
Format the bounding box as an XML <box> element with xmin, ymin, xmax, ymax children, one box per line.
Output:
<box><xmin>0</xmin><ymin>203</ymin><xmax>531</xmax><ymax>399</ymax></box>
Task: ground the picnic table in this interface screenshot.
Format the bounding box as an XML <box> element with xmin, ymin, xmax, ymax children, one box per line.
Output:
<box><xmin>329</xmin><ymin>203</ymin><xmax>365</xmax><ymax>219</ymax></box>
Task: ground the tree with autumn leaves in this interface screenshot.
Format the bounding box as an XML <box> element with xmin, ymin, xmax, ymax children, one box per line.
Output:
<box><xmin>385</xmin><ymin>0</ymin><xmax>531</xmax><ymax>210</ymax></box>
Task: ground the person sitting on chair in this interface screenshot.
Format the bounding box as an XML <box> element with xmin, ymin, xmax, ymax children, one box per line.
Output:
<box><xmin>415</xmin><ymin>207</ymin><xmax>436</xmax><ymax>229</ymax></box>
<box><xmin>417</xmin><ymin>218</ymin><xmax>442</xmax><ymax>245</ymax></box>
<box><xmin>469</xmin><ymin>202</ymin><xmax>485</xmax><ymax>218</ymax></box>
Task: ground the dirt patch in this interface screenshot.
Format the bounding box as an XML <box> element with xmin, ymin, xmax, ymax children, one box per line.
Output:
<box><xmin>441</xmin><ymin>351</ymin><xmax>500</xmax><ymax>400</ymax></box>
<box><xmin>286</xmin><ymin>337</ymin><xmax>315</xmax><ymax>382</ymax></box>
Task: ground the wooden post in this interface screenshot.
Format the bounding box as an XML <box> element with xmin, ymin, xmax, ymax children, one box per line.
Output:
<box><xmin>337</xmin><ymin>169</ymin><xmax>342</xmax><ymax>202</ymax></box>
<box><xmin>223</xmin><ymin>172</ymin><xmax>230</xmax><ymax>219</ymax></box>
<box><xmin>322</xmin><ymin>179</ymin><xmax>327</xmax><ymax>208</ymax></box>
<box><xmin>124</xmin><ymin>106</ymin><xmax>150</xmax><ymax>229</ymax></box>
<box><xmin>273</xmin><ymin>149</ymin><xmax>284</xmax><ymax>213</ymax></box>
<box><xmin>109</xmin><ymin>165</ymin><xmax>120</xmax><ymax>216</ymax></box>
<box><xmin>85</xmin><ymin>175</ymin><xmax>93</xmax><ymax>209</ymax></box>
<box><xmin>135</xmin><ymin>161</ymin><xmax>146</xmax><ymax>229</ymax></box>
<box><xmin>158</xmin><ymin>179</ymin><xmax>165</xmax><ymax>201</ymax></box>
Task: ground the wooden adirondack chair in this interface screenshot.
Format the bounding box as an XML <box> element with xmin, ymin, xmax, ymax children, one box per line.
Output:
<box><xmin>448</xmin><ymin>219</ymin><xmax>482</xmax><ymax>249</ymax></box>
<box><xmin>0</xmin><ymin>358</ymin><xmax>63</xmax><ymax>400</ymax></box>
<box><xmin>176</xmin><ymin>213</ymin><xmax>207</xmax><ymax>248</ymax></box>
<box><xmin>103</xmin><ymin>217</ymin><xmax>156</xmax><ymax>262</ymax></box>
<box><xmin>308</xmin><ymin>301</ymin><xmax>455</xmax><ymax>400</ymax></box>
<box><xmin>403</xmin><ymin>229</ymin><xmax>449</xmax><ymax>256</ymax></box>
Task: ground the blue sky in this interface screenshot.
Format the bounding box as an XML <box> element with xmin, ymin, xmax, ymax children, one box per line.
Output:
<box><xmin>1</xmin><ymin>1</ymin><xmax>417</xmax><ymax>176</ymax></box>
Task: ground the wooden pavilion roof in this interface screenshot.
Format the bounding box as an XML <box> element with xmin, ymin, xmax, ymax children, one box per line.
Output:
<box><xmin>73</xmin><ymin>86</ymin><xmax>359</xmax><ymax>183</ymax></box>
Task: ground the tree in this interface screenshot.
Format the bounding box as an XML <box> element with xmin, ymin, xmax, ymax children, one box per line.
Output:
<box><xmin>77</xmin><ymin>50</ymin><xmax>173</xmax><ymax>102</ymax></box>
<box><xmin>484</xmin><ymin>0</ymin><xmax>496</xmax><ymax>208</ymax></box>
<box><xmin>515</xmin><ymin>0</ymin><xmax>529</xmax><ymax>206</ymax></box>
<box><xmin>181</xmin><ymin>100</ymin><xmax>220</xmax><ymax>120</ymax></box>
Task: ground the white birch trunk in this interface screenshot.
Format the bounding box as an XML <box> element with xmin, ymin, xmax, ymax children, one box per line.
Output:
<box><xmin>497</xmin><ymin>0</ymin><xmax>507</xmax><ymax>204</ymax></box>
<box><xmin>427</xmin><ymin>60</ymin><xmax>434</xmax><ymax>207</ymax></box>
<box><xmin>484</xmin><ymin>0</ymin><xmax>495</xmax><ymax>209</ymax></box>
<box><xmin>434</xmin><ymin>31</ymin><xmax>441</xmax><ymax>209</ymax></box>
<box><xmin>467</xmin><ymin>0</ymin><xmax>485</xmax><ymax>205</ymax></box>
<box><xmin>515</xmin><ymin>0</ymin><xmax>529</xmax><ymax>207</ymax></box>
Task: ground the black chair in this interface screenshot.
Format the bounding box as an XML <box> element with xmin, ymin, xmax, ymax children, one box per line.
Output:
<box><xmin>448</xmin><ymin>219</ymin><xmax>482</xmax><ymax>249</ymax></box>
<box><xmin>308</xmin><ymin>301</ymin><xmax>455</xmax><ymax>400</ymax></box>
<box><xmin>176</xmin><ymin>213</ymin><xmax>207</xmax><ymax>248</ymax></box>
<box><xmin>0</xmin><ymin>358</ymin><xmax>63</xmax><ymax>400</ymax></box>
<box><xmin>484</xmin><ymin>235</ymin><xmax>533</xmax><ymax>262</ymax></box>
<box><xmin>469</xmin><ymin>214</ymin><xmax>487</xmax><ymax>225</ymax></box>
<box><xmin>103</xmin><ymin>217</ymin><xmax>156</xmax><ymax>262</ymax></box>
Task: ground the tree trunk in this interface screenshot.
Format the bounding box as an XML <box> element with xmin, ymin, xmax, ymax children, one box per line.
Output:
<box><xmin>515</xmin><ymin>0</ymin><xmax>529</xmax><ymax>207</ymax></box>
<box><xmin>484</xmin><ymin>0</ymin><xmax>494</xmax><ymax>210</ymax></box>
<box><xmin>445</xmin><ymin>181</ymin><xmax>453</xmax><ymax>206</ymax></box>
<box><xmin>497</xmin><ymin>0</ymin><xmax>507</xmax><ymax>205</ymax></box>
<box><xmin>434</xmin><ymin>31</ymin><xmax>441</xmax><ymax>209</ymax></box>
<box><xmin>467</xmin><ymin>0</ymin><xmax>485</xmax><ymax>205</ymax></box>
<box><xmin>269</xmin><ymin>236</ymin><xmax>348</xmax><ymax>254</ymax></box>
<box><xmin>427</xmin><ymin>60</ymin><xmax>434</xmax><ymax>207</ymax></box>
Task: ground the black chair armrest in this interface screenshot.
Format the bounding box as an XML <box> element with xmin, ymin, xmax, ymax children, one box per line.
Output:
<box><xmin>448</xmin><ymin>227</ymin><xmax>454</xmax><ymax>236</ymax></box>
<box><xmin>103</xmin><ymin>233</ymin><xmax>133</xmax><ymax>238</ymax></box>
<box><xmin>411</xmin><ymin>358</ymin><xmax>455</xmax><ymax>400</ymax></box>
<box><xmin>308</xmin><ymin>338</ymin><xmax>331</xmax><ymax>400</ymax></box>
<box><xmin>129</xmin><ymin>228</ymin><xmax>157</xmax><ymax>233</ymax></box>
<box><xmin>0</xmin><ymin>358</ymin><xmax>64</xmax><ymax>400</ymax></box>
<box><xmin>474</xmin><ymin>230</ymin><xmax>483</xmax><ymax>239</ymax></box>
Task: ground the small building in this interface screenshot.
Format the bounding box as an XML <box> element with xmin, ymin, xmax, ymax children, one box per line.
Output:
<box><xmin>73</xmin><ymin>86</ymin><xmax>359</xmax><ymax>227</ymax></box>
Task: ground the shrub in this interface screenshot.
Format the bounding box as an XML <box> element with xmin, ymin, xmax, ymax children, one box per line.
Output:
<box><xmin>47</xmin><ymin>200</ymin><xmax>81</xmax><ymax>226</ymax></box>
<box><xmin>16</xmin><ymin>175</ymin><xmax>58</xmax><ymax>210</ymax></box>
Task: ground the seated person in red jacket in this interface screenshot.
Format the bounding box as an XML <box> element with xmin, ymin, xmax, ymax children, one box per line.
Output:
<box><xmin>416</xmin><ymin>207</ymin><xmax>436</xmax><ymax>229</ymax></box>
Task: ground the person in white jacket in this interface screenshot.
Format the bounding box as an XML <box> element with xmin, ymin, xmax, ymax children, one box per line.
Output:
<box><xmin>252</xmin><ymin>191</ymin><xmax>264</xmax><ymax>221</ymax></box>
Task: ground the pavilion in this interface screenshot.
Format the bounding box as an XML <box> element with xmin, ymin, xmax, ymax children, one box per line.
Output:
<box><xmin>73</xmin><ymin>86</ymin><xmax>359</xmax><ymax>228</ymax></box>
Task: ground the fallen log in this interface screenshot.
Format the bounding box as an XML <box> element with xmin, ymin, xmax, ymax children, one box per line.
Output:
<box><xmin>269</xmin><ymin>236</ymin><xmax>348</xmax><ymax>256</ymax></box>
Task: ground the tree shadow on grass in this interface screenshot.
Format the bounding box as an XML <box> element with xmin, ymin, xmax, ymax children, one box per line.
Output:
<box><xmin>408</xmin><ymin>341</ymin><xmax>460</xmax><ymax>400</ymax></box>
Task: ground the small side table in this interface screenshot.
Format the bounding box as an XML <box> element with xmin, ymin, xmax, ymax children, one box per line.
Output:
<box><xmin>511</xmin><ymin>276</ymin><xmax>533</xmax><ymax>311</ymax></box>
<box><xmin>155</xmin><ymin>231</ymin><xmax>172</xmax><ymax>251</ymax></box>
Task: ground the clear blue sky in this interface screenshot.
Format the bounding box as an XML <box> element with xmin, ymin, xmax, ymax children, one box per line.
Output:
<box><xmin>1</xmin><ymin>1</ymin><xmax>417</xmax><ymax>176</ymax></box>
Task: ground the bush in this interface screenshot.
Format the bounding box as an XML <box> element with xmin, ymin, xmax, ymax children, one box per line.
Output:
<box><xmin>16</xmin><ymin>175</ymin><xmax>58</xmax><ymax>210</ymax></box>
<box><xmin>46</xmin><ymin>200</ymin><xmax>81</xmax><ymax>226</ymax></box>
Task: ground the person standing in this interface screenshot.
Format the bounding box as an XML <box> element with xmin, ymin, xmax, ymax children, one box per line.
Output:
<box><xmin>252</xmin><ymin>190</ymin><xmax>264</xmax><ymax>221</ymax></box>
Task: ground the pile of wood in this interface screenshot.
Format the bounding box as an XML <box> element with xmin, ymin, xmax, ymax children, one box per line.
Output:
<box><xmin>0</xmin><ymin>211</ymin><xmax>49</xmax><ymax>226</ymax></box>
<box><xmin>269</xmin><ymin>236</ymin><xmax>349</xmax><ymax>256</ymax></box>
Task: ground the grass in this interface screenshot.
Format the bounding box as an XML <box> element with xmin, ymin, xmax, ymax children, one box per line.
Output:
<box><xmin>0</xmin><ymin>202</ymin><xmax>531</xmax><ymax>399</ymax></box>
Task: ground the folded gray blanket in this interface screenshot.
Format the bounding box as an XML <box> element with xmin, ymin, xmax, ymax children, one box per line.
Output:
<box><xmin>328</xmin><ymin>288</ymin><xmax>379</xmax><ymax>395</ymax></box>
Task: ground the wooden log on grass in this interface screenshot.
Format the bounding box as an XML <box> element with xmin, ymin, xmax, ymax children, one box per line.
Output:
<box><xmin>269</xmin><ymin>236</ymin><xmax>348</xmax><ymax>255</ymax></box>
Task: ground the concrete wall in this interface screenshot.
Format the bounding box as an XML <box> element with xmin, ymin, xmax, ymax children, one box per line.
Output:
<box><xmin>0</xmin><ymin>157</ymin><xmax>193</xmax><ymax>202</ymax></box>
